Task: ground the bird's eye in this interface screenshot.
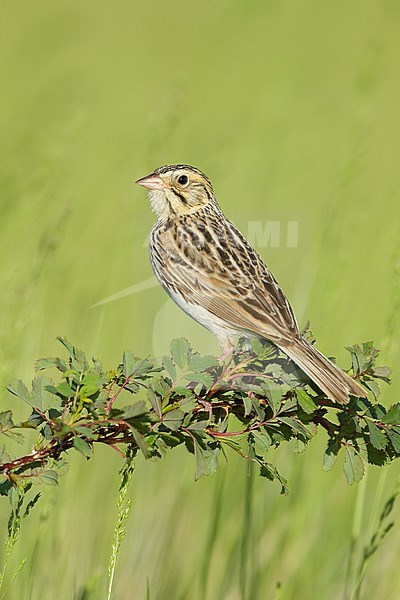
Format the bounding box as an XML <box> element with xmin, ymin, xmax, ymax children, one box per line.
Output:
<box><xmin>177</xmin><ymin>174</ymin><xmax>189</xmax><ymax>185</ymax></box>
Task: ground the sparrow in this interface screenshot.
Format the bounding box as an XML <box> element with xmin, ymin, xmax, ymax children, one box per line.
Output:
<box><xmin>136</xmin><ymin>164</ymin><xmax>367</xmax><ymax>404</ymax></box>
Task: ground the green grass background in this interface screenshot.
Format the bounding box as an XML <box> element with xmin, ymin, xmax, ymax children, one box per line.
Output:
<box><xmin>1</xmin><ymin>0</ymin><xmax>400</xmax><ymax>598</ymax></box>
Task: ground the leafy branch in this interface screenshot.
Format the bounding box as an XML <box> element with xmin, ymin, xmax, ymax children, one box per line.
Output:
<box><xmin>0</xmin><ymin>336</ymin><xmax>397</xmax><ymax>505</ymax></box>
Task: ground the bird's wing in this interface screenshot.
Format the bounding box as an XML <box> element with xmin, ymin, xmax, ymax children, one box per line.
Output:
<box><xmin>152</xmin><ymin>217</ymin><xmax>298</xmax><ymax>346</ymax></box>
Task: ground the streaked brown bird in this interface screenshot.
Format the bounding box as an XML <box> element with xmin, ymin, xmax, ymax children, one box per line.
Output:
<box><xmin>136</xmin><ymin>164</ymin><xmax>367</xmax><ymax>404</ymax></box>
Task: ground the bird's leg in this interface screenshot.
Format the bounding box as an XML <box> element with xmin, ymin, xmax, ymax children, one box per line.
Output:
<box><xmin>198</xmin><ymin>399</ymin><xmax>213</xmax><ymax>423</ymax></box>
<box><xmin>218</xmin><ymin>338</ymin><xmax>235</xmax><ymax>363</ymax></box>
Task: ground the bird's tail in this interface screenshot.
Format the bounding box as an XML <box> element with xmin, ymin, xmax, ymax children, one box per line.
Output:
<box><xmin>283</xmin><ymin>339</ymin><xmax>367</xmax><ymax>405</ymax></box>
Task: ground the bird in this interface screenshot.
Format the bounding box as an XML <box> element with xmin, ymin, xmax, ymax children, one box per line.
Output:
<box><xmin>136</xmin><ymin>164</ymin><xmax>367</xmax><ymax>405</ymax></box>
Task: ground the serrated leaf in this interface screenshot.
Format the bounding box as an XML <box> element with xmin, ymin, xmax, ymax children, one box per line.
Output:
<box><xmin>364</xmin><ymin>379</ymin><xmax>380</xmax><ymax>399</ymax></box>
<box><xmin>162</xmin><ymin>356</ymin><xmax>177</xmax><ymax>380</ymax></box>
<box><xmin>0</xmin><ymin>446</ymin><xmax>11</xmax><ymax>464</ymax></box>
<box><xmin>148</xmin><ymin>388</ymin><xmax>162</xmax><ymax>418</ymax></box>
<box><xmin>55</xmin><ymin>381</ymin><xmax>74</xmax><ymax>398</ymax></box>
<box><xmin>381</xmin><ymin>404</ymin><xmax>400</xmax><ymax>425</ymax></box>
<box><xmin>36</xmin><ymin>357</ymin><xmax>58</xmax><ymax>371</ymax></box>
<box><xmin>118</xmin><ymin>401</ymin><xmax>147</xmax><ymax>420</ymax></box>
<box><xmin>73</xmin><ymin>437</ymin><xmax>92</xmax><ymax>458</ymax></box>
<box><xmin>178</xmin><ymin>396</ymin><xmax>197</xmax><ymax>414</ymax></box>
<box><xmin>187</xmin><ymin>420</ymin><xmax>208</xmax><ymax>431</ymax></box>
<box><xmin>365</xmin><ymin>403</ymin><xmax>387</xmax><ymax>421</ymax></box>
<box><xmin>184</xmin><ymin>372</ymin><xmax>213</xmax><ymax>387</ymax></box>
<box><xmin>162</xmin><ymin>409</ymin><xmax>184</xmax><ymax>431</ymax></box>
<box><xmin>74</xmin><ymin>426</ymin><xmax>98</xmax><ymax>440</ymax></box>
<box><xmin>23</xmin><ymin>492</ymin><xmax>41</xmax><ymax>517</ymax></box>
<box><xmin>279</xmin><ymin>417</ymin><xmax>312</xmax><ymax>439</ymax></box>
<box><xmin>387</xmin><ymin>430</ymin><xmax>400</xmax><ymax>454</ymax></box>
<box><xmin>264</xmin><ymin>381</ymin><xmax>282</xmax><ymax>413</ymax></box>
<box><xmin>343</xmin><ymin>445</ymin><xmax>365</xmax><ymax>485</ymax></box>
<box><xmin>7</xmin><ymin>379</ymin><xmax>34</xmax><ymax>407</ymax></box>
<box><xmin>0</xmin><ymin>410</ymin><xmax>14</xmax><ymax>432</ymax></box>
<box><xmin>38</xmin><ymin>470</ymin><xmax>59</xmax><ymax>486</ymax></box>
<box><xmin>250</xmin><ymin>338</ymin><xmax>263</xmax><ymax>355</ymax></box>
<box><xmin>56</xmin><ymin>337</ymin><xmax>75</xmax><ymax>356</ymax></box>
<box><xmin>129</xmin><ymin>427</ymin><xmax>150</xmax><ymax>458</ymax></box>
<box><xmin>366</xmin><ymin>445</ymin><xmax>387</xmax><ymax>466</ymax></box>
<box><xmin>367</xmin><ymin>421</ymin><xmax>387</xmax><ymax>450</ymax></box>
<box><xmin>372</xmin><ymin>366</ymin><xmax>391</xmax><ymax>380</ymax></box>
<box><xmin>323</xmin><ymin>438</ymin><xmax>341</xmax><ymax>471</ymax></box>
<box><xmin>296</xmin><ymin>388</ymin><xmax>318</xmax><ymax>414</ymax></box>
<box><xmin>188</xmin><ymin>355</ymin><xmax>218</xmax><ymax>371</ymax></box>
<box><xmin>32</xmin><ymin>376</ymin><xmax>56</xmax><ymax>411</ymax></box>
<box><xmin>171</xmin><ymin>338</ymin><xmax>191</xmax><ymax>369</ymax></box>
<box><xmin>172</xmin><ymin>386</ymin><xmax>195</xmax><ymax>397</ymax></box>
<box><xmin>80</xmin><ymin>371</ymin><xmax>103</xmax><ymax>397</ymax></box>
<box><xmin>264</xmin><ymin>362</ymin><xmax>284</xmax><ymax>379</ymax></box>
<box><xmin>8</xmin><ymin>485</ymin><xmax>20</xmax><ymax>510</ymax></box>
<box><xmin>191</xmin><ymin>432</ymin><xmax>219</xmax><ymax>479</ymax></box>
<box><xmin>260</xmin><ymin>462</ymin><xmax>289</xmax><ymax>495</ymax></box>
<box><xmin>243</xmin><ymin>395</ymin><xmax>252</xmax><ymax>417</ymax></box>
<box><xmin>252</xmin><ymin>430</ymin><xmax>271</xmax><ymax>453</ymax></box>
<box><xmin>294</xmin><ymin>438</ymin><xmax>308</xmax><ymax>454</ymax></box>
<box><xmin>122</xmin><ymin>350</ymin><xmax>136</xmax><ymax>377</ymax></box>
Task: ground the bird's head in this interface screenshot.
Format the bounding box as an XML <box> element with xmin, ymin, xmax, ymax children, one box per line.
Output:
<box><xmin>136</xmin><ymin>164</ymin><xmax>216</xmax><ymax>222</ymax></box>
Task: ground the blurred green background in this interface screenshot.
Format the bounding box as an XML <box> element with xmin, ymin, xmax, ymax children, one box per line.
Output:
<box><xmin>1</xmin><ymin>0</ymin><xmax>400</xmax><ymax>598</ymax></box>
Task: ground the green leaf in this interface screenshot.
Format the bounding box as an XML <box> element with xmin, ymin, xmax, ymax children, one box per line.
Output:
<box><xmin>32</xmin><ymin>376</ymin><xmax>56</xmax><ymax>411</ymax></box>
<box><xmin>184</xmin><ymin>372</ymin><xmax>213</xmax><ymax>387</ymax></box>
<box><xmin>0</xmin><ymin>410</ymin><xmax>14</xmax><ymax>432</ymax></box>
<box><xmin>118</xmin><ymin>401</ymin><xmax>148</xmax><ymax>420</ymax></box>
<box><xmin>172</xmin><ymin>386</ymin><xmax>195</xmax><ymax>397</ymax></box>
<box><xmin>74</xmin><ymin>426</ymin><xmax>98</xmax><ymax>440</ymax></box>
<box><xmin>23</xmin><ymin>492</ymin><xmax>41</xmax><ymax>517</ymax></box>
<box><xmin>162</xmin><ymin>409</ymin><xmax>184</xmax><ymax>431</ymax></box>
<box><xmin>343</xmin><ymin>445</ymin><xmax>365</xmax><ymax>485</ymax></box>
<box><xmin>171</xmin><ymin>338</ymin><xmax>191</xmax><ymax>369</ymax></box>
<box><xmin>296</xmin><ymin>388</ymin><xmax>318</xmax><ymax>414</ymax></box>
<box><xmin>323</xmin><ymin>438</ymin><xmax>341</xmax><ymax>471</ymax></box>
<box><xmin>162</xmin><ymin>356</ymin><xmax>177</xmax><ymax>380</ymax></box>
<box><xmin>8</xmin><ymin>485</ymin><xmax>20</xmax><ymax>510</ymax></box>
<box><xmin>387</xmin><ymin>430</ymin><xmax>400</xmax><ymax>454</ymax></box>
<box><xmin>381</xmin><ymin>404</ymin><xmax>400</xmax><ymax>425</ymax></box>
<box><xmin>252</xmin><ymin>430</ymin><xmax>271</xmax><ymax>453</ymax></box>
<box><xmin>187</xmin><ymin>420</ymin><xmax>208</xmax><ymax>431</ymax></box>
<box><xmin>38</xmin><ymin>470</ymin><xmax>59</xmax><ymax>486</ymax></box>
<box><xmin>73</xmin><ymin>437</ymin><xmax>92</xmax><ymax>458</ymax></box>
<box><xmin>36</xmin><ymin>357</ymin><xmax>68</xmax><ymax>372</ymax></box>
<box><xmin>178</xmin><ymin>396</ymin><xmax>197</xmax><ymax>414</ymax></box>
<box><xmin>79</xmin><ymin>371</ymin><xmax>103</xmax><ymax>397</ymax></box>
<box><xmin>372</xmin><ymin>366</ymin><xmax>391</xmax><ymax>380</ymax></box>
<box><xmin>122</xmin><ymin>350</ymin><xmax>136</xmax><ymax>377</ymax></box>
<box><xmin>367</xmin><ymin>421</ymin><xmax>387</xmax><ymax>450</ymax></box>
<box><xmin>264</xmin><ymin>381</ymin><xmax>283</xmax><ymax>413</ymax></box>
<box><xmin>148</xmin><ymin>388</ymin><xmax>162</xmax><ymax>418</ymax></box>
<box><xmin>55</xmin><ymin>381</ymin><xmax>75</xmax><ymax>398</ymax></box>
<box><xmin>191</xmin><ymin>432</ymin><xmax>219</xmax><ymax>479</ymax></box>
<box><xmin>188</xmin><ymin>355</ymin><xmax>218</xmax><ymax>371</ymax></box>
<box><xmin>7</xmin><ymin>379</ymin><xmax>34</xmax><ymax>407</ymax></box>
<box><xmin>36</xmin><ymin>357</ymin><xmax>58</xmax><ymax>371</ymax></box>
<box><xmin>0</xmin><ymin>446</ymin><xmax>11</xmax><ymax>464</ymax></box>
<box><xmin>260</xmin><ymin>462</ymin><xmax>289</xmax><ymax>495</ymax></box>
<box><xmin>279</xmin><ymin>417</ymin><xmax>312</xmax><ymax>439</ymax></box>
<box><xmin>129</xmin><ymin>427</ymin><xmax>150</xmax><ymax>458</ymax></box>
<box><xmin>243</xmin><ymin>395</ymin><xmax>252</xmax><ymax>417</ymax></box>
<box><xmin>56</xmin><ymin>337</ymin><xmax>75</xmax><ymax>356</ymax></box>
<box><xmin>364</xmin><ymin>379</ymin><xmax>380</xmax><ymax>399</ymax></box>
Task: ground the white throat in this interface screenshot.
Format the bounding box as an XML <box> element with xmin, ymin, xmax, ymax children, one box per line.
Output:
<box><xmin>148</xmin><ymin>189</ymin><xmax>170</xmax><ymax>223</ymax></box>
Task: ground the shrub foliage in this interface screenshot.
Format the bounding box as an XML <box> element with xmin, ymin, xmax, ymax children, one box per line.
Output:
<box><xmin>0</xmin><ymin>335</ymin><xmax>397</xmax><ymax>513</ymax></box>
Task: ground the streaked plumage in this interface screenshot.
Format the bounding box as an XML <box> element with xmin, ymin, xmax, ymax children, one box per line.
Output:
<box><xmin>136</xmin><ymin>164</ymin><xmax>367</xmax><ymax>404</ymax></box>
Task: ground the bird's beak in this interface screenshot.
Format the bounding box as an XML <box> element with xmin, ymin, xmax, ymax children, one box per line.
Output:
<box><xmin>135</xmin><ymin>173</ymin><xmax>164</xmax><ymax>191</ymax></box>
